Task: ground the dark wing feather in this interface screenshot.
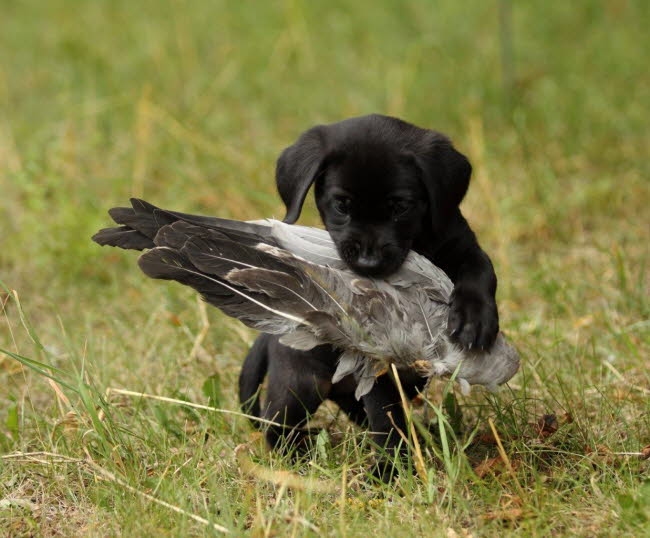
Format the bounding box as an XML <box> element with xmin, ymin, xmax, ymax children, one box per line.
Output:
<box><xmin>226</xmin><ymin>267</ymin><xmax>305</xmax><ymax>299</ymax></box>
<box><xmin>182</xmin><ymin>233</ymin><xmax>300</xmax><ymax>279</ymax></box>
<box><xmin>108</xmin><ymin>206</ymin><xmax>171</xmax><ymax>240</ymax></box>
<box><xmin>137</xmin><ymin>248</ymin><xmax>301</xmax><ymax>331</ymax></box>
<box><xmin>92</xmin><ymin>199</ymin><xmax>167</xmax><ymax>250</ymax></box>
<box><xmin>93</xmin><ymin>197</ymin><xmax>279</xmax><ymax>253</ymax></box>
<box><xmin>92</xmin><ymin>226</ymin><xmax>154</xmax><ymax>250</ymax></box>
<box><xmin>152</xmin><ymin>205</ymin><xmax>272</xmax><ymax>240</ymax></box>
<box><xmin>226</xmin><ymin>267</ymin><xmax>318</xmax><ymax>319</ymax></box>
<box><xmin>107</xmin><ymin>206</ymin><xmax>136</xmax><ymax>225</ymax></box>
<box><xmin>153</xmin><ymin>221</ymin><xmax>209</xmax><ymax>249</ymax></box>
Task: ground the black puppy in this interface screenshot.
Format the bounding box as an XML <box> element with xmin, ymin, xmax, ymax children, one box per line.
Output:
<box><xmin>239</xmin><ymin>114</ymin><xmax>498</xmax><ymax>471</ymax></box>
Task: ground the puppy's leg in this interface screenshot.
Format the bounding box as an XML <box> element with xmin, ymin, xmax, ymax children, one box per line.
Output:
<box><xmin>330</xmin><ymin>376</ymin><xmax>368</xmax><ymax>427</ymax></box>
<box><xmin>361</xmin><ymin>374</ymin><xmax>410</xmax><ymax>481</ymax></box>
<box><xmin>239</xmin><ymin>333</ymin><xmax>271</xmax><ymax>418</ymax></box>
<box><xmin>262</xmin><ymin>338</ymin><xmax>338</xmax><ymax>452</ymax></box>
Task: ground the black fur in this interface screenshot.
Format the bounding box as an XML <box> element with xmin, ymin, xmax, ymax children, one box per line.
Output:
<box><xmin>240</xmin><ymin>114</ymin><xmax>499</xmax><ymax>478</ymax></box>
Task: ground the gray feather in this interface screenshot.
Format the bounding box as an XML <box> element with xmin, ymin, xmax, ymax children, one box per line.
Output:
<box><xmin>332</xmin><ymin>351</ymin><xmax>364</xmax><ymax>384</ymax></box>
<box><xmin>279</xmin><ymin>329</ymin><xmax>321</xmax><ymax>351</ymax></box>
<box><xmin>355</xmin><ymin>375</ymin><xmax>377</xmax><ymax>401</ymax></box>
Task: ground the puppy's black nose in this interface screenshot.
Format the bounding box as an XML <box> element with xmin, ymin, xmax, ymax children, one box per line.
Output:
<box><xmin>352</xmin><ymin>254</ymin><xmax>385</xmax><ymax>276</ymax></box>
<box><xmin>355</xmin><ymin>255</ymin><xmax>380</xmax><ymax>271</ymax></box>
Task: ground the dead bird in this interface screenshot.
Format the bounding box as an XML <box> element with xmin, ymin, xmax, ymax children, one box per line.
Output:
<box><xmin>93</xmin><ymin>198</ymin><xmax>519</xmax><ymax>399</ymax></box>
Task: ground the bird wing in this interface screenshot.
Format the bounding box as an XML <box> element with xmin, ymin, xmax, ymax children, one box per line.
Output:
<box><xmin>93</xmin><ymin>200</ymin><xmax>449</xmax><ymax>300</ymax></box>
<box><xmin>136</xmin><ymin>220</ymin><xmax>359</xmax><ymax>341</ymax></box>
<box><xmin>93</xmin><ymin>199</ymin><xmax>520</xmax><ymax>398</ymax></box>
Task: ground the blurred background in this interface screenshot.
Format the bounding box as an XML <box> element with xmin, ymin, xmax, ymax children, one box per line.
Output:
<box><xmin>2</xmin><ymin>1</ymin><xmax>648</xmax><ymax>289</ymax></box>
<box><xmin>1</xmin><ymin>1</ymin><xmax>648</xmax><ymax>292</ymax></box>
<box><xmin>0</xmin><ymin>1</ymin><xmax>648</xmax><ymax>533</ymax></box>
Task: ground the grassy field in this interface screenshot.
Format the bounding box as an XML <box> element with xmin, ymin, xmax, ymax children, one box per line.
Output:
<box><xmin>1</xmin><ymin>0</ymin><xmax>649</xmax><ymax>535</ymax></box>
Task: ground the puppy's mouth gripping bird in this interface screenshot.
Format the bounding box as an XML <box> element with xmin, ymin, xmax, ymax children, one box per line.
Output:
<box><xmin>93</xmin><ymin>199</ymin><xmax>519</xmax><ymax>399</ymax></box>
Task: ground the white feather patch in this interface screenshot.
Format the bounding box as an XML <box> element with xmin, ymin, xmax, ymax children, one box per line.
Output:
<box><xmin>279</xmin><ymin>330</ymin><xmax>320</xmax><ymax>351</ymax></box>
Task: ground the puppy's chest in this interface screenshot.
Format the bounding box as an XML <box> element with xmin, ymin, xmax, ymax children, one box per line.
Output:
<box><xmin>411</xmin><ymin>241</ymin><xmax>439</xmax><ymax>267</ymax></box>
<box><xmin>411</xmin><ymin>233</ymin><xmax>457</xmax><ymax>275</ymax></box>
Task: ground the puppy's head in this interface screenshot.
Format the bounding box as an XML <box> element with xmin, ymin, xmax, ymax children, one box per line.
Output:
<box><xmin>276</xmin><ymin>114</ymin><xmax>471</xmax><ymax>278</ymax></box>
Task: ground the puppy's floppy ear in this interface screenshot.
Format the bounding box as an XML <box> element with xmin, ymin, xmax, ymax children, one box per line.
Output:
<box><xmin>414</xmin><ymin>134</ymin><xmax>472</xmax><ymax>234</ymax></box>
<box><xmin>276</xmin><ymin>125</ymin><xmax>332</xmax><ymax>224</ymax></box>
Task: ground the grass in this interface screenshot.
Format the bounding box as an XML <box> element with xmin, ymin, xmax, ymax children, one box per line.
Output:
<box><xmin>1</xmin><ymin>0</ymin><xmax>649</xmax><ymax>535</ymax></box>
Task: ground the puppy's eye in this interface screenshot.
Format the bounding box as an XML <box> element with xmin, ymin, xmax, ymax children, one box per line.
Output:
<box><xmin>390</xmin><ymin>199</ymin><xmax>413</xmax><ymax>217</ymax></box>
<box><xmin>333</xmin><ymin>198</ymin><xmax>351</xmax><ymax>216</ymax></box>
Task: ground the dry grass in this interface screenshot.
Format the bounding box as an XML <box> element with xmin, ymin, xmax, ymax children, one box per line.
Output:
<box><xmin>1</xmin><ymin>0</ymin><xmax>649</xmax><ymax>535</ymax></box>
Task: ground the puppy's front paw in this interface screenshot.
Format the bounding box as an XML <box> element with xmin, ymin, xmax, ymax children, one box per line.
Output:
<box><xmin>447</xmin><ymin>287</ymin><xmax>499</xmax><ymax>351</ymax></box>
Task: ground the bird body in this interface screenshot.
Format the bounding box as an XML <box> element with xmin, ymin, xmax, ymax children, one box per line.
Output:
<box><xmin>93</xmin><ymin>199</ymin><xmax>519</xmax><ymax>399</ymax></box>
